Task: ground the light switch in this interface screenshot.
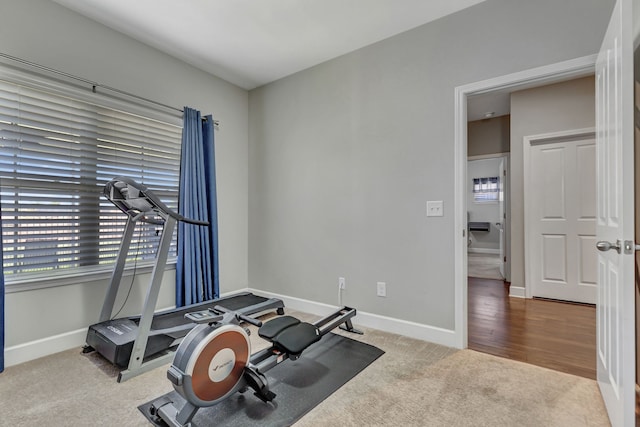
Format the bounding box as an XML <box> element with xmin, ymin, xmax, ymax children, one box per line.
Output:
<box><xmin>426</xmin><ymin>200</ymin><xmax>443</xmax><ymax>217</ymax></box>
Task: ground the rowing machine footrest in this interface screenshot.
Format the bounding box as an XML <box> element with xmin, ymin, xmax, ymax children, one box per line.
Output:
<box><xmin>258</xmin><ymin>316</ymin><xmax>300</xmax><ymax>340</ymax></box>
<box><xmin>272</xmin><ymin>322</ymin><xmax>320</xmax><ymax>356</ymax></box>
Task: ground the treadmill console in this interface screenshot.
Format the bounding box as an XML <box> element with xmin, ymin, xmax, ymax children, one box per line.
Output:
<box><xmin>185</xmin><ymin>309</ymin><xmax>224</xmax><ymax>324</ymax></box>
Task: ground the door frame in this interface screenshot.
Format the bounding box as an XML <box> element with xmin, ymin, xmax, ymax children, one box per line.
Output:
<box><xmin>467</xmin><ymin>153</ymin><xmax>510</xmax><ymax>282</ymax></box>
<box><xmin>522</xmin><ymin>128</ymin><xmax>596</xmax><ymax>300</ymax></box>
<box><xmin>498</xmin><ymin>156</ymin><xmax>507</xmax><ymax>280</ymax></box>
<box><xmin>453</xmin><ymin>54</ymin><xmax>597</xmax><ymax>349</ymax></box>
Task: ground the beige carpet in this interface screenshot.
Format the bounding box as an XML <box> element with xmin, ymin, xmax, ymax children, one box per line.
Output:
<box><xmin>0</xmin><ymin>310</ymin><xmax>609</xmax><ymax>426</ymax></box>
<box><xmin>468</xmin><ymin>252</ymin><xmax>504</xmax><ymax>280</ymax></box>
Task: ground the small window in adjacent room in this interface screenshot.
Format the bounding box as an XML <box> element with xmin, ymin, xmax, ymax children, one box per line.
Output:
<box><xmin>472</xmin><ymin>177</ymin><xmax>500</xmax><ymax>202</ymax></box>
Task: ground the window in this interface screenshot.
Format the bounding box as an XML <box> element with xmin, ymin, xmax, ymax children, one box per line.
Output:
<box><xmin>0</xmin><ymin>66</ymin><xmax>182</xmax><ymax>284</ymax></box>
<box><xmin>472</xmin><ymin>176</ymin><xmax>500</xmax><ymax>202</ymax></box>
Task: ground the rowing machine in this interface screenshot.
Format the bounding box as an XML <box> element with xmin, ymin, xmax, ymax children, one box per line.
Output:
<box><xmin>149</xmin><ymin>305</ymin><xmax>362</xmax><ymax>427</ymax></box>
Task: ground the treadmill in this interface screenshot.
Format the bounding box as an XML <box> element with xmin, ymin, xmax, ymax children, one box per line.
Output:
<box><xmin>85</xmin><ymin>177</ymin><xmax>284</xmax><ymax>382</ymax></box>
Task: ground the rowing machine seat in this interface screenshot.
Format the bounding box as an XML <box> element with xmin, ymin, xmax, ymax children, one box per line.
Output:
<box><xmin>258</xmin><ymin>316</ymin><xmax>300</xmax><ymax>340</ymax></box>
<box><xmin>273</xmin><ymin>323</ymin><xmax>320</xmax><ymax>355</ymax></box>
<box><xmin>258</xmin><ymin>316</ymin><xmax>321</xmax><ymax>356</ymax></box>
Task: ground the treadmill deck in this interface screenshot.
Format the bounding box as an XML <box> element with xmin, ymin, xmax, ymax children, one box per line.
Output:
<box><xmin>86</xmin><ymin>292</ymin><xmax>283</xmax><ymax>367</ymax></box>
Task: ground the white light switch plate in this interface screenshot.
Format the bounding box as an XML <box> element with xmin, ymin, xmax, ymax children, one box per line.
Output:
<box><xmin>426</xmin><ymin>200</ymin><xmax>443</xmax><ymax>217</ymax></box>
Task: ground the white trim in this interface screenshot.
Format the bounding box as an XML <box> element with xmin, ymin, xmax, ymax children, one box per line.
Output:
<box><xmin>522</xmin><ymin>128</ymin><xmax>596</xmax><ymax>299</ymax></box>
<box><xmin>4</xmin><ymin>303</ymin><xmax>177</xmax><ymax>368</ymax></box>
<box><xmin>3</xmin><ymin>285</ymin><xmax>460</xmax><ymax>368</ymax></box>
<box><xmin>454</xmin><ymin>54</ymin><xmax>597</xmax><ymax>349</ymax></box>
<box><xmin>4</xmin><ymin>328</ymin><xmax>88</xmax><ymax>367</ymax></box>
<box><xmin>3</xmin><ymin>287</ymin><xmax>458</xmax><ymax>367</ymax></box>
<box><xmin>454</xmin><ymin>80</ymin><xmax>469</xmax><ymax>350</ymax></box>
<box><xmin>248</xmin><ymin>289</ymin><xmax>458</xmax><ymax>348</ymax></box>
<box><xmin>468</xmin><ymin>152</ymin><xmax>510</xmax><ymax>161</ymax></box>
<box><xmin>509</xmin><ymin>286</ymin><xmax>526</xmax><ymax>298</ymax></box>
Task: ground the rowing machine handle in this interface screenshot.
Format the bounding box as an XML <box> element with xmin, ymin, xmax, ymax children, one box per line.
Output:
<box><xmin>238</xmin><ymin>313</ymin><xmax>263</xmax><ymax>327</ymax></box>
<box><xmin>213</xmin><ymin>305</ymin><xmax>263</xmax><ymax>327</ymax></box>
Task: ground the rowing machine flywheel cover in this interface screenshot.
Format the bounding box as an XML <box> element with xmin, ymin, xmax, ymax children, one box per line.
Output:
<box><xmin>172</xmin><ymin>324</ymin><xmax>251</xmax><ymax>405</ymax></box>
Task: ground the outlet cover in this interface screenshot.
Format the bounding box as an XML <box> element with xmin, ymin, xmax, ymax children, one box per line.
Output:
<box><xmin>376</xmin><ymin>281</ymin><xmax>386</xmax><ymax>297</ymax></box>
<box><xmin>426</xmin><ymin>200</ymin><xmax>443</xmax><ymax>217</ymax></box>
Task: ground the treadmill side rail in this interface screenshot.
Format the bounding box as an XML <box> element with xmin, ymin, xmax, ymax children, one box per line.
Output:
<box><xmin>118</xmin><ymin>352</ymin><xmax>175</xmax><ymax>383</ymax></box>
<box><xmin>99</xmin><ymin>216</ymin><xmax>137</xmax><ymax>322</ymax></box>
<box><xmin>121</xmin><ymin>216</ymin><xmax>177</xmax><ymax>381</ymax></box>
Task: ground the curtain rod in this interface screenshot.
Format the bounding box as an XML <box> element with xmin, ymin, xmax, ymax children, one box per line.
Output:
<box><xmin>0</xmin><ymin>52</ymin><xmax>219</xmax><ymax>127</ymax></box>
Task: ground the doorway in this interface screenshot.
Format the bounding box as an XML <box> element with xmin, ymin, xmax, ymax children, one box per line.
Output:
<box><xmin>456</xmin><ymin>57</ymin><xmax>600</xmax><ymax>376</ymax></box>
<box><xmin>465</xmin><ymin>119</ymin><xmax>597</xmax><ymax>380</ymax></box>
<box><xmin>454</xmin><ymin>55</ymin><xmax>598</xmax><ymax>350</ymax></box>
<box><xmin>467</xmin><ymin>154</ymin><xmax>508</xmax><ymax>282</ymax></box>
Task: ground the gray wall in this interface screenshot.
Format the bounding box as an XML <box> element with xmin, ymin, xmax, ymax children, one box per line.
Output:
<box><xmin>510</xmin><ymin>76</ymin><xmax>596</xmax><ymax>291</ymax></box>
<box><xmin>0</xmin><ymin>0</ymin><xmax>614</xmax><ymax>356</ymax></box>
<box><xmin>1</xmin><ymin>0</ymin><xmax>249</xmax><ymax>349</ymax></box>
<box><xmin>248</xmin><ymin>0</ymin><xmax>613</xmax><ymax>330</ymax></box>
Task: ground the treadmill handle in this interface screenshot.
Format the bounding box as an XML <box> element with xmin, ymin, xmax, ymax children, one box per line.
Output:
<box><xmin>174</xmin><ymin>214</ymin><xmax>209</xmax><ymax>226</ymax></box>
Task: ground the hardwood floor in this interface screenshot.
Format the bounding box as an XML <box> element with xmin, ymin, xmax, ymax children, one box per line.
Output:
<box><xmin>467</xmin><ymin>277</ymin><xmax>596</xmax><ymax>380</ymax></box>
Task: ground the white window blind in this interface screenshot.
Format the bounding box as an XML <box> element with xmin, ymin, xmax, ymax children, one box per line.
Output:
<box><xmin>472</xmin><ymin>176</ymin><xmax>500</xmax><ymax>202</ymax></box>
<box><xmin>0</xmin><ymin>70</ymin><xmax>182</xmax><ymax>283</ymax></box>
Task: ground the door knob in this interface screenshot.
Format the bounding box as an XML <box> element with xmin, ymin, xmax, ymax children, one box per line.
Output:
<box><xmin>596</xmin><ymin>240</ymin><xmax>621</xmax><ymax>254</ymax></box>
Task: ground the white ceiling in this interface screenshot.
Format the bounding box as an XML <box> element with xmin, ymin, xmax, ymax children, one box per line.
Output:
<box><xmin>467</xmin><ymin>91</ymin><xmax>511</xmax><ymax>122</ymax></box>
<box><xmin>51</xmin><ymin>0</ymin><xmax>486</xmax><ymax>90</ymax></box>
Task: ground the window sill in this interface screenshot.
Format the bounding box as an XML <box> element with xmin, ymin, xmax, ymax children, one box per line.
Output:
<box><xmin>5</xmin><ymin>260</ymin><xmax>176</xmax><ymax>294</ymax></box>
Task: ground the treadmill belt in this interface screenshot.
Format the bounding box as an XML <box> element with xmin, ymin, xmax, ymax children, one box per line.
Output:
<box><xmin>214</xmin><ymin>293</ymin><xmax>268</xmax><ymax>310</ymax></box>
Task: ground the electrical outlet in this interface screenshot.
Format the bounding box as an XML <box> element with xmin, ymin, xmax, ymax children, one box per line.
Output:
<box><xmin>339</xmin><ymin>277</ymin><xmax>345</xmax><ymax>290</ymax></box>
<box><xmin>376</xmin><ymin>281</ymin><xmax>386</xmax><ymax>297</ymax></box>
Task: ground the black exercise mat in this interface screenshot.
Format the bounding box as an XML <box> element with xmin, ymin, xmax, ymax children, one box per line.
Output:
<box><xmin>138</xmin><ymin>332</ymin><xmax>384</xmax><ymax>426</ymax></box>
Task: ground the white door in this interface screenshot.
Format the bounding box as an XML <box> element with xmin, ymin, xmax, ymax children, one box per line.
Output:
<box><xmin>498</xmin><ymin>158</ymin><xmax>505</xmax><ymax>278</ymax></box>
<box><xmin>528</xmin><ymin>136</ymin><xmax>597</xmax><ymax>304</ymax></box>
<box><xmin>595</xmin><ymin>0</ymin><xmax>636</xmax><ymax>425</ymax></box>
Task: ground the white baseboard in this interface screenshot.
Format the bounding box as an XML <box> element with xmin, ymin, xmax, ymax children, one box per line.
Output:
<box><xmin>3</xmin><ymin>291</ymin><xmax>460</xmax><ymax>368</ymax></box>
<box><xmin>4</xmin><ymin>304</ymin><xmax>178</xmax><ymax>368</ymax></box>
<box><xmin>247</xmin><ymin>288</ymin><xmax>459</xmax><ymax>349</ymax></box>
<box><xmin>5</xmin><ymin>328</ymin><xmax>88</xmax><ymax>368</ymax></box>
<box><xmin>509</xmin><ymin>285</ymin><xmax>526</xmax><ymax>298</ymax></box>
<box><xmin>467</xmin><ymin>248</ymin><xmax>500</xmax><ymax>255</ymax></box>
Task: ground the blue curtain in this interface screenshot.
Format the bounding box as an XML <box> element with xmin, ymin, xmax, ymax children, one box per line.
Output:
<box><xmin>0</xmin><ymin>191</ymin><xmax>4</xmax><ymax>372</ymax></box>
<box><xmin>176</xmin><ymin>107</ymin><xmax>219</xmax><ymax>306</ymax></box>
